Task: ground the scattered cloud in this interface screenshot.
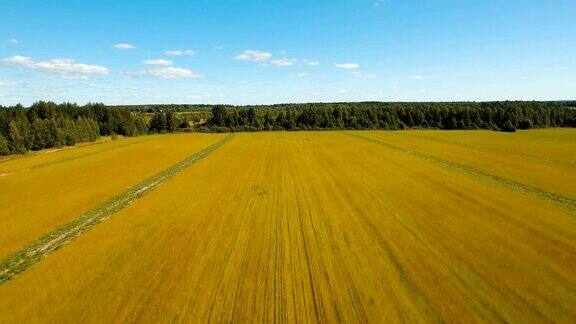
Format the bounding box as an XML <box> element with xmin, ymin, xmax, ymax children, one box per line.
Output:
<box><xmin>352</xmin><ymin>71</ymin><xmax>377</xmax><ymax>79</ymax></box>
<box><xmin>188</xmin><ymin>94</ymin><xmax>214</xmax><ymax>100</ymax></box>
<box><xmin>9</xmin><ymin>38</ymin><xmax>19</xmax><ymax>44</ymax></box>
<box><xmin>126</xmin><ymin>67</ymin><xmax>202</xmax><ymax>79</ymax></box>
<box><xmin>235</xmin><ymin>51</ymin><xmax>317</xmax><ymax>68</ymax></box>
<box><xmin>411</xmin><ymin>75</ymin><xmax>423</xmax><ymax>80</ymax></box>
<box><xmin>338</xmin><ymin>89</ymin><xmax>349</xmax><ymax>94</ymax></box>
<box><xmin>143</xmin><ymin>59</ymin><xmax>173</xmax><ymax>66</ymax></box>
<box><xmin>270</xmin><ymin>58</ymin><xmax>297</xmax><ymax>66</ymax></box>
<box><xmin>165</xmin><ymin>49</ymin><xmax>196</xmax><ymax>56</ymax></box>
<box><xmin>235</xmin><ymin>50</ymin><xmax>272</xmax><ymax>62</ymax></box>
<box><xmin>113</xmin><ymin>43</ymin><xmax>135</xmax><ymax>50</ymax></box>
<box><xmin>335</xmin><ymin>63</ymin><xmax>360</xmax><ymax>70</ymax></box>
<box><xmin>373</xmin><ymin>0</ymin><xmax>388</xmax><ymax>7</ymax></box>
<box><xmin>59</xmin><ymin>75</ymin><xmax>89</xmax><ymax>80</ymax></box>
<box><xmin>3</xmin><ymin>55</ymin><xmax>109</xmax><ymax>75</ymax></box>
<box><xmin>295</xmin><ymin>72</ymin><xmax>308</xmax><ymax>77</ymax></box>
<box><xmin>214</xmin><ymin>45</ymin><xmax>224</xmax><ymax>50</ymax></box>
<box><xmin>0</xmin><ymin>81</ymin><xmax>17</xmax><ymax>87</ymax></box>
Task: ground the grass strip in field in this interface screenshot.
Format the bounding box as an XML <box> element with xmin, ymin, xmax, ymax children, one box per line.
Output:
<box><xmin>345</xmin><ymin>132</ymin><xmax>576</xmax><ymax>212</ymax></box>
<box><xmin>2</xmin><ymin>137</ymin><xmax>157</xmax><ymax>174</ymax></box>
<box><xmin>28</xmin><ymin>137</ymin><xmax>158</xmax><ymax>171</ymax></box>
<box><xmin>404</xmin><ymin>133</ymin><xmax>576</xmax><ymax>168</ymax></box>
<box><xmin>0</xmin><ymin>137</ymin><xmax>125</xmax><ymax>165</ymax></box>
<box><xmin>0</xmin><ymin>134</ymin><xmax>233</xmax><ymax>284</ymax></box>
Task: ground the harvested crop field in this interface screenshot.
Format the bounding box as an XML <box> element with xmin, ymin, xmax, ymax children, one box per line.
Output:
<box><xmin>1</xmin><ymin>129</ymin><xmax>575</xmax><ymax>323</ymax></box>
<box><xmin>0</xmin><ymin>133</ymin><xmax>226</xmax><ymax>258</ymax></box>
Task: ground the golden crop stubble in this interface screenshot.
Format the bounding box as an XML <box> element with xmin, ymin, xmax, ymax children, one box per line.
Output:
<box><xmin>363</xmin><ymin>129</ymin><xmax>576</xmax><ymax>201</ymax></box>
<box><xmin>0</xmin><ymin>133</ymin><xmax>225</xmax><ymax>258</ymax></box>
<box><xmin>1</xmin><ymin>131</ymin><xmax>575</xmax><ymax>323</ymax></box>
<box><xmin>406</xmin><ymin>129</ymin><xmax>576</xmax><ymax>164</ymax></box>
<box><xmin>0</xmin><ymin>136</ymin><xmax>148</xmax><ymax>172</ymax></box>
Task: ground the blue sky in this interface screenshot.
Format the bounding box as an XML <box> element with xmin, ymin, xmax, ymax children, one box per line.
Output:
<box><xmin>0</xmin><ymin>0</ymin><xmax>575</xmax><ymax>106</ymax></box>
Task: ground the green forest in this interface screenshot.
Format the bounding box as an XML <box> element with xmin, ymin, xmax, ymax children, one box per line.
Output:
<box><xmin>1</xmin><ymin>101</ymin><xmax>575</xmax><ymax>156</ymax></box>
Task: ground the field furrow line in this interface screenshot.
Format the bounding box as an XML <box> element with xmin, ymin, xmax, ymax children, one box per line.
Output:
<box><xmin>344</xmin><ymin>132</ymin><xmax>576</xmax><ymax>212</ymax></box>
<box><xmin>28</xmin><ymin>137</ymin><xmax>158</xmax><ymax>171</ymax></box>
<box><xmin>0</xmin><ymin>136</ymin><xmax>153</xmax><ymax>167</ymax></box>
<box><xmin>0</xmin><ymin>134</ymin><xmax>233</xmax><ymax>284</ymax></box>
<box><xmin>404</xmin><ymin>133</ymin><xmax>576</xmax><ymax>168</ymax></box>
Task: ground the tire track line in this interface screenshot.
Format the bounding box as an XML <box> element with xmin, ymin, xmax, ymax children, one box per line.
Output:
<box><xmin>404</xmin><ymin>133</ymin><xmax>576</xmax><ymax>168</ymax></box>
<box><xmin>0</xmin><ymin>136</ymin><xmax>154</xmax><ymax>166</ymax></box>
<box><xmin>344</xmin><ymin>132</ymin><xmax>576</xmax><ymax>212</ymax></box>
<box><xmin>0</xmin><ymin>134</ymin><xmax>234</xmax><ymax>284</ymax></box>
<box><xmin>0</xmin><ymin>137</ymin><xmax>157</xmax><ymax>175</ymax></box>
<box><xmin>29</xmin><ymin>137</ymin><xmax>158</xmax><ymax>171</ymax></box>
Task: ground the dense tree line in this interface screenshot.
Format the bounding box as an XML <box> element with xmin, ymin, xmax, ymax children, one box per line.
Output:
<box><xmin>0</xmin><ymin>101</ymin><xmax>147</xmax><ymax>156</ymax></box>
<box><xmin>203</xmin><ymin>101</ymin><xmax>576</xmax><ymax>133</ymax></box>
<box><xmin>1</xmin><ymin>100</ymin><xmax>574</xmax><ymax>156</ymax></box>
<box><xmin>148</xmin><ymin>111</ymin><xmax>191</xmax><ymax>133</ymax></box>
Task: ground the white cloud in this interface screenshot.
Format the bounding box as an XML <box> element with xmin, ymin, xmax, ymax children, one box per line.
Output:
<box><xmin>335</xmin><ymin>63</ymin><xmax>360</xmax><ymax>70</ymax></box>
<box><xmin>143</xmin><ymin>59</ymin><xmax>173</xmax><ymax>66</ymax></box>
<box><xmin>60</xmin><ymin>75</ymin><xmax>89</xmax><ymax>80</ymax></box>
<box><xmin>126</xmin><ymin>67</ymin><xmax>203</xmax><ymax>79</ymax></box>
<box><xmin>0</xmin><ymin>81</ymin><xmax>17</xmax><ymax>87</ymax></box>
<box><xmin>295</xmin><ymin>72</ymin><xmax>308</xmax><ymax>77</ymax></box>
<box><xmin>373</xmin><ymin>0</ymin><xmax>388</xmax><ymax>7</ymax></box>
<box><xmin>270</xmin><ymin>58</ymin><xmax>297</xmax><ymax>66</ymax></box>
<box><xmin>235</xmin><ymin>50</ymin><xmax>272</xmax><ymax>62</ymax></box>
<box><xmin>305</xmin><ymin>60</ymin><xmax>320</xmax><ymax>66</ymax></box>
<box><xmin>113</xmin><ymin>43</ymin><xmax>135</xmax><ymax>50</ymax></box>
<box><xmin>3</xmin><ymin>55</ymin><xmax>109</xmax><ymax>75</ymax></box>
<box><xmin>165</xmin><ymin>49</ymin><xmax>196</xmax><ymax>56</ymax></box>
<box><xmin>352</xmin><ymin>71</ymin><xmax>377</xmax><ymax>79</ymax></box>
<box><xmin>411</xmin><ymin>75</ymin><xmax>423</xmax><ymax>80</ymax></box>
<box><xmin>188</xmin><ymin>94</ymin><xmax>213</xmax><ymax>100</ymax></box>
<box><xmin>214</xmin><ymin>45</ymin><xmax>224</xmax><ymax>50</ymax></box>
<box><xmin>338</xmin><ymin>89</ymin><xmax>349</xmax><ymax>94</ymax></box>
<box><xmin>9</xmin><ymin>38</ymin><xmax>19</xmax><ymax>44</ymax></box>
<box><xmin>3</xmin><ymin>55</ymin><xmax>31</xmax><ymax>65</ymax></box>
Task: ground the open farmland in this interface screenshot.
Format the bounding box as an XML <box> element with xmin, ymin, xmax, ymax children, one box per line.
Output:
<box><xmin>0</xmin><ymin>129</ymin><xmax>575</xmax><ymax>322</ymax></box>
<box><xmin>0</xmin><ymin>133</ymin><xmax>226</xmax><ymax>258</ymax></box>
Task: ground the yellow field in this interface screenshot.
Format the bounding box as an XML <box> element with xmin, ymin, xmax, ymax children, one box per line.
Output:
<box><xmin>363</xmin><ymin>129</ymin><xmax>576</xmax><ymax>200</ymax></box>
<box><xmin>1</xmin><ymin>130</ymin><xmax>575</xmax><ymax>322</ymax></box>
<box><xmin>0</xmin><ymin>133</ymin><xmax>225</xmax><ymax>258</ymax></box>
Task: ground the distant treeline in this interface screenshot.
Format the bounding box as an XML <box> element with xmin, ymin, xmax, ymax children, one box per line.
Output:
<box><xmin>203</xmin><ymin>101</ymin><xmax>576</xmax><ymax>133</ymax></box>
<box><xmin>1</xmin><ymin>101</ymin><xmax>574</xmax><ymax>156</ymax></box>
<box><xmin>0</xmin><ymin>102</ymin><xmax>147</xmax><ymax>156</ymax></box>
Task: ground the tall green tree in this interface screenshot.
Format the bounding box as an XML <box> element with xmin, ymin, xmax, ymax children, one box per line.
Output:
<box><xmin>0</xmin><ymin>134</ymin><xmax>9</xmax><ymax>156</ymax></box>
